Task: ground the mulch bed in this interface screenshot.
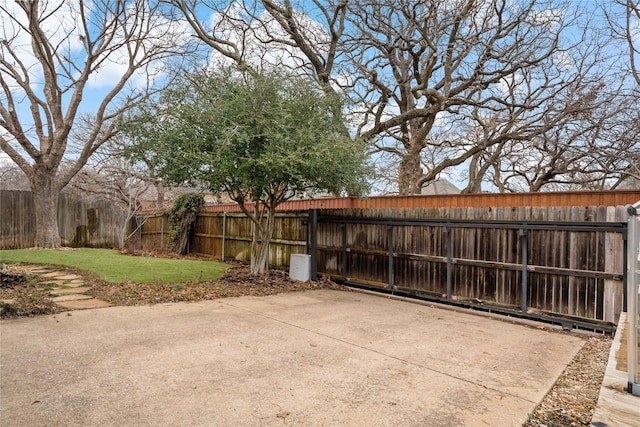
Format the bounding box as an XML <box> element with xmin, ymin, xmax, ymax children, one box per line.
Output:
<box><xmin>1</xmin><ymin>271</ymin><xmax>63</xmax><ymax>317</ymax></box>
<box><xmin>1</xmin><ymin>271</ymin><xmax>28</xmax><ymax>289</ymax></box>
<box><xmin>0</xmin><ymin>260</ymin><xmax>342</xmax><ymax>317</ymax></box>
<box><xmin>85</xmin><ymin>265</ymin><xmax>343</xmax><ymax>306</ymax></box>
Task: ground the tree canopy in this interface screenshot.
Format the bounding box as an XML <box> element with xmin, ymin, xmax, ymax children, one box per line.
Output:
<box><xmin>120</xmin><ymin>67</ymin><xmax>372</xmax><ymax>272</ymax></box>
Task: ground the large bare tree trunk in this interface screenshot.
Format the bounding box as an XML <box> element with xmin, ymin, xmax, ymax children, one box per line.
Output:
<box><xmin>31</xmin><ymin>174</ymin><xmax>61</xmax><ymax>248</ymax></box>
<box><xmin>398</xmin><ymin>147</ymin><xmax>424</xmax><ymax>196</ymax></box>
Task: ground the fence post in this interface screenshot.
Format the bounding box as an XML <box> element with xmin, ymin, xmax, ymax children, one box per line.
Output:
<box><xmin>309</xmin><ymin>209</ymin><xmax>318</xmax><ymax>281</ymax></box>
<box><xmin>160</xmin><ymin>214</ymin><xmax>164</xmax><ymax>250</ymax></box>
<box><xmin>604</xmin><ymin>206</ymin><xmax>621</xmax><ymax>322</ymax></box>
<box><xmin>626</xmin><ymin>202</ymin><xmax>639</xmax><ymax>395</ymax></box>
<box><xmin>623</xmin><ymin>226</ymin><xmax>628</xmax><ymax>313</ymax></box>
<box><xmin>445</xmin><ymin>225</ymin><xmax>452</xmax><ymax>301</ymax></box>
<box><xmin>387</xmin><ymin>223</ymin><xmax>394</xmax><ymax>290</ymax></box>
<box><xmin>222</xmin><ymin>211</ymin><xmax>227</xmax><ymax>261</ymax></box>
<box><xmin>137</xmin><ymin>215</ymin><xmax>142</xmax><ymax>250</ymax></box>
<box><xmin>520</xmin><ymin>227</ymin><xmax>529</xmax><ymax>314</ymax></box>
<box><xmin>341</xmin><ymin>223</ymin><xmax>347</xmax><ymax>281</ymax></box>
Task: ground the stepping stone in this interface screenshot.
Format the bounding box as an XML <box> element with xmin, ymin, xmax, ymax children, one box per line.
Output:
<box><xmin>30</xmin><ymin>271</ymin><xmax>53</xmax><ymax>276</ymax></box>
<box><xmin>56</xmin><ymin>299</ymin><xmax>111</xmax><ymax>309</ymax></box>
<box><xmin>18</xmin><ymin>265</ymin><xmax>51</xmax><ymax>272</ymax></box>
<box><xmin>6</xmin><ymin>266</ymin><xmax>50</xmax><ymax>275</ymax></box>
<box><xmin>40</xmin><ymin>272</ymin><xmax>62</xmax><ymax>278</ymax></box>
<box><xmin>65</xmin><ymin>280</ymin><xmax>87</xmax><ymax>288</ymax></box>
<box><xmin>41</xmin><ymin>279</ymin><xmax>71</xmax><ymax>287</ymax></box>
<box><xmin>55</xmin><ymin>274</ymin><xmax>83</xmax><ymax>281</ymax></box>
<box><xmin>51</xmin><ymin>294</ymin><xmax>93</xmax><ymax>302</ymax></box>
<box><xmin>41</xmin><ymin>279</ymin><xmax>87</xmax><ymax>288</ymax></box>
<box><xmin>49</xmin><ymin>287</ymin><xmax>92</xmax><ymax>295</ymax></box>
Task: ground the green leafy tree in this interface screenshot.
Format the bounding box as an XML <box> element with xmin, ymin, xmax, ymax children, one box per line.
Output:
<box><xmin>121</xmin><ymin>68</ymin><xmax>371</xmax><ymax>274</ymax></box>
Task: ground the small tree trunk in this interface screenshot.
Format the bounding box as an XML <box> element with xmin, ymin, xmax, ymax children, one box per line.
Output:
<box><xmin>32</xmin><ymin>175</ymin><xmax>62</xmax><ymax>248</ymax></box>
<box><xmin>249</xmin><ymin>205</ymin><xmax>277</xmax><ymax>275</ymax></box>
<box><xmin>250</xmin><ymin>219</ymin><xmax>261</xmax><ymax>274</ymax></box>
<box><xmin>155</xmin><ymin>180</ymin><xmax>165</xmax><ymax>209</ymax></box>
<box><xmin>253</xmin><ymin>240</ymin><xmax>270</xmax><ymax>275</ymax></box>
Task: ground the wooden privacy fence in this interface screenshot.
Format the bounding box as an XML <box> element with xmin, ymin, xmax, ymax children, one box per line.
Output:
<box><xmin>135</xmin><ymin>211</ymin><xmax>308</xmax><ymax>267</ymax></box>
<box><xmin>134</xmin><ymin>199</ymin><xmax>636</xmax><ymax>329</ymax></box>
<box><xmin>200</xmin><ymin>189</ymin><xmax>640</xmax><ymax>212</ymax></box>
<box><xmin>309</xmin><ymin>207</ymin><xmax>630</xmax><ymax>331</ymax></box>
<box><xmin>0</xmin><ymin>190</ymin><xmax>127</xmax><ymax>249</ymax></box>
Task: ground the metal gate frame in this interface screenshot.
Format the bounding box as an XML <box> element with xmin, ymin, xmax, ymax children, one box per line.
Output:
<box><xmin>308</xmin><ymin>209</ymin><xmax>628</xmax><ymax>334</ymax></box>
<box><xmin>628</xmin><ymin>202</ymin><xmax>640</xmax><ymax>395</ymax></box>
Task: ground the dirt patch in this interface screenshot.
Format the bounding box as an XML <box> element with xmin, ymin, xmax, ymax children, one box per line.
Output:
<box><xmin>0</xmin><ymin>272</ymin><xmax>64</xmax><ymax>318</ymax></box>
<box><xmin>1</xmin><ymin>266</ymin><xmax>65</xmax><ymax>316</ymax></box>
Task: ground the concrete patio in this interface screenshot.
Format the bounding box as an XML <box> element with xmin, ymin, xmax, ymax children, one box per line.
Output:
<box><xmin>1</xmin><ymin>289</ymin><xmax>585</xmax><ymax>426</ymax></box>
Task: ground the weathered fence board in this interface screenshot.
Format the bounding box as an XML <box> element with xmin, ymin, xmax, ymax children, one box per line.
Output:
<box><xmin>1</xmin><ymin>190</ymin><xmax>127</xmax><ymax>249</ymax></box>
<box><xmin>136</xmin><ymin>214</ymin><xmax>170</xmax><ymax>251</ymax></box>
<box><xmin>0</xmin><ymin>190</ymin><xmax>35</xmax><ymax>248</ymax></box>
<box><xmin>198</xmin><ymin>190</ymin><xmax>640</xmax><ymax>212</ymax></box>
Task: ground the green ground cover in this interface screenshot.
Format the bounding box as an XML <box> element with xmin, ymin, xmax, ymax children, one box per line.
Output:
<box><xmin>0</xmin><ymin>249</ymin><xmax>229</xmax><ymax>284</ymax></box>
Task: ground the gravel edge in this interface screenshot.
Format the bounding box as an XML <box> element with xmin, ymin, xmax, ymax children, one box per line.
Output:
<box><xmin>523</xmin><ymin>335</ymin><xmax>612</xmax><ymax>426</ymax></box>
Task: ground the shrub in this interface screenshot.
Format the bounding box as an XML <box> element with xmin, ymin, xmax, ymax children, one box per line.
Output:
<box><xmin>167</xmin><ymin>193</ymin><xmax>205</xmax><ymax>254</ymax></box>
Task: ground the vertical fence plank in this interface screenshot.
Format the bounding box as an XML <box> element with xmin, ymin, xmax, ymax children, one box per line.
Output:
<box><xmin>603</xmin><ymin>206</ymin><xmax>625</xmax><ymax>323</ymax></box>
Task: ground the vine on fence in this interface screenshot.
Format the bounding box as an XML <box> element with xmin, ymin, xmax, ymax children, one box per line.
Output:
<box><xmin>168</xmin><ymin>193</ymin><xmax>205</xmax><ymax>254</ymax></box>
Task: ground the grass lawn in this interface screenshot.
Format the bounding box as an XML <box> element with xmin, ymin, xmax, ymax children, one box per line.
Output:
<box><xmin>0</xmin><ymin>248</ymin><xmax>230</xmax><ymax>284</ymax></box>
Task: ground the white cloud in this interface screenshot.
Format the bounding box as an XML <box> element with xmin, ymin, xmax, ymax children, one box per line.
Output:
<box><xmin>0</xmin><ymin>3</ymin><xmax>39</xmax><ymax>91</ymax></box>
<box><xmin>0</xmin><ymin>151</ymin><xmax>12</xmax><ymax>165</ymax></box>
<box><xmin>0</xmin><ymin>126</ymin><xmax>16</xmax><ymax>165</ymax></box>
<box><xmin>0</xmin><ymin>1</ymin><xmax>86</xmax><ymax>91</ymax></box>
<box><xmin>631</xmin><ymin>7</ymin><xmax>640</xmax><ymax>43</ymax></box>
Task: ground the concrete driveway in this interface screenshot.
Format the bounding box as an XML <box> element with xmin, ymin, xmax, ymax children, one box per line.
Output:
<box><xmin>1</xmin><ymin>289</ymin><xmax>584</xmax><ymax>426</ymax></box>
